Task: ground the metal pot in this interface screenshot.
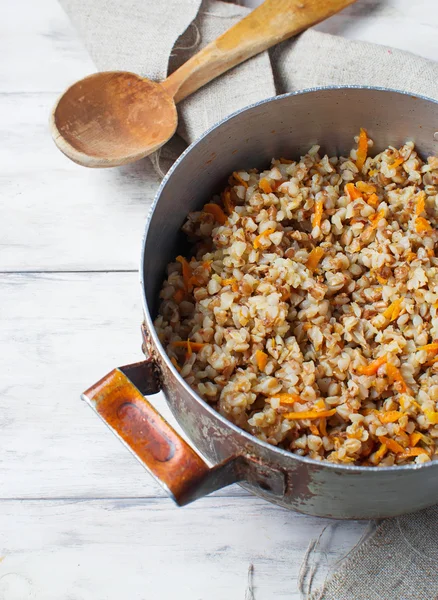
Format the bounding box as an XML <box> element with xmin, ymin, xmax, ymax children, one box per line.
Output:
<box><xmin>83</xmin><ymin>86</ymin><xmax>438</xmax><ymax>519</ymax></box>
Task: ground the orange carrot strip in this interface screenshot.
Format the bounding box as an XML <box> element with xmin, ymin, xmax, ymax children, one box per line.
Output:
<box><xmin>356</xmin><ymin>181</ymin><xmax>376</xmax><ymax>194</ymax></box>
<box><xmin>378</xmin><ymin>411</ymin><xmax>403</xmax><ymax>424</ymax></box>
<box><xmin>306</xmin><ymin>247</ymin><xmax>324</xmax><ymax>272</ymax></box>
<box><xmin>173</xmin><ymin>288</ymin><xmax>185</xmax><ymax>303</ymax></box>
<box><xmin>319</xmin><ymin>418</ymin><xmax>327</xmax><ymax>437</ymax></box>
<box><xmin>186</xmin><ymin>339</ymin><xmax>192</xmax><ymax>359</ymax></box>
<box><xmin>222</xmin><ymin>278</ymin><xmax>237</xmax><ymax>286</ymax></box>
<box><xmin>424</xmin><ymin>410</ymin><xmax>438</xmax><ymax>424</ymax></box>
<box><xmin>312</xmin><ymin>200</ymin><xmax>324</xmax><ymax>229</ymax></box>
<box><xmin>369</xmin><ymin>209</ymin><xmax>385</xmax><ymax>229</ymax></box>
<box><xmin>378</xmin><ymin>436</ymin><xmax>405</xmax><ymax>454</ymax></box>
<box><xmin>255</xmin><ymin>350</ymin><xmax>268</xmax><ymax>371</ymax></box>
<box><xmin>415</xmin><ymin>216</ymin><xmax>432</xmax><ymax>233</ymax></box>
<box><xmin>253</xmin><ymin>228</ymin><xmax>276</xmax><ymax>250</ymax></box>
<box><xmin>416</xmin><ymin>192</ymin><xmax>426</xmax><ymax>216</ymax></box>
<box><xmin>273</xmin><ymin>393</ymin><xmax>306</xmax><ymax>405</ymax></box>
<box><xmin>406</xmin><ymin>251</ymin><xmax>417</xmax><ymax>262</ymax></box>
<box><xmin>388</xmin><ymin>157</ymin><xmax>404</xmax><ymax>170</ymax></box>
<box><xmin>366</xmin><ymin>193</ymin><xmax>380</xmax><ymax>209</ymax></box>
<box><xmin>170</xmin><ymin>357</ymin><xmax>181</xmax><ymax>372</ymax></box>
<box><xmin>386</xmin><ymin>363</ymin><xmax>412</xmax><ymax>395</ymax></box>
<box><xmin>259</xmin><ymin>178</ymin><xmax>273</xmax><ymax>194</ymax></box>
<box><xmin>356</xmin><ymin>128</ymin><xmax>368</xmax><ymax>170</ymax></box>
<box><xmin>345</xmin><ymin>182</ymin><xmax>362</xmax><ymax>200</ymax></box>
<box><xmin>371</xmin><ymin>443</ymin><xmax>388</xmax><ymax>464</ymax></box>
<box><xmin>356</xmin><ymin>354</ymin><xmax>387</xmax><ymax>376</ymax></box>
<box><xmin>410</xmin><ymin>432</ymin><xmax>422</xmax><ymax>447</ymax></box>
<box><xmin>382</xmin><ymin>298</ymin><xmax>403</xmax><ymax>321</ymax></box>
<box><xmin>398</xmin><ymin>447</ymin><xmax>428</xmax><ymax>460</ymax></box>
<box><xmin>279</xmin><ymin>157</ymin><xmax>294</xmax><ymax>164</ymax></box>
<box><xmin>284</xmin><ymin>408</ymin><xmax>337</xmax><ymax>420</ymax></box>
<box><xmin>417</xmin><ymin>343</ymin><xmax>438</xmax><ymax>354</ymax></box>
<box><xmin>232</xmin><ymin>172</ymin><xmax>248</xmax><ymax>188</ymax></box>
<box><xmin>203</xmin><ymin>203</ymin><xmax>227</xmax><ymax>225</ymax></box>
<box><xmin>176</xmin><ymin>255</ymin><xmax>193</xmax><ymax>292</ymax></box>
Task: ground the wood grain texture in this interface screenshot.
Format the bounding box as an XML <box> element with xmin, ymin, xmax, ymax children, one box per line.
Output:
<box><xmin>0</xmin><ymin>497</ymin><xmax>367</xmax><ymax>600</ymax></box>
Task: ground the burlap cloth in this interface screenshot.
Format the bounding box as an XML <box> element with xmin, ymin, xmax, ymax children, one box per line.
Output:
<box><xmin>58</xmin><ymin>0</ymin><xmax>438</xmax><ymax>597</ymax></box>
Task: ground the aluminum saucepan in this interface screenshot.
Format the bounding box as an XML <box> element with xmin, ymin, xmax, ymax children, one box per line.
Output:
<box><xmin>83</xmin><ymin>86</ymin><xmax>438</xmax><ymax>519</ymax></box>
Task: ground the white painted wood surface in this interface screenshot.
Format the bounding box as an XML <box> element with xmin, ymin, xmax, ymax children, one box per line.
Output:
<box><xmin>1</xmin><ymin>0</ymin><xmax>437</xmax><ymax>598</ymax></box>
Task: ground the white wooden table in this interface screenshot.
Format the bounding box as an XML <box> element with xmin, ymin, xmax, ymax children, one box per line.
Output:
<box><xmin>1</xmin><ymin>1</ymin><xmax>437</xmax><ymax>598</ymax></box>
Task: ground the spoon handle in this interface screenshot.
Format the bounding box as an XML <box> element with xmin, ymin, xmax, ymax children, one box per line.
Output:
<box><xmin>163</xmin><ymin>0</ymin><xmax>355</xmax><ymax>103</ymax></box>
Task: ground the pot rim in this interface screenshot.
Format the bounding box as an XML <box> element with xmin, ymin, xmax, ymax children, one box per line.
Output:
<box><xmin>140</xmin><ymin>84</ymin><xmax>438</xmax><ymax>475</ymax></box>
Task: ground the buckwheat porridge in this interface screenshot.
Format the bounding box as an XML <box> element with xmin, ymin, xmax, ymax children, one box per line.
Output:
<box><xmin>154</xmin><ymin>130</ymin><xmax>438</xmax><ymax>466</ymax></box>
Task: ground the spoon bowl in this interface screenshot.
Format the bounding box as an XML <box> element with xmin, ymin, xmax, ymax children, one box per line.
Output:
<box><xmin>50</xmin><ymin>0</ymin><xmax>356</xmax><ymax>168</ymax></box>
<box><xmin>51</xmin><ymin>72</ymin><xmax>178</xmax><ymax>167</ymax></box>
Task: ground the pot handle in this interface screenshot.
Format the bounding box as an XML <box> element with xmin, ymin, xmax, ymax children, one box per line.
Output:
<box><xmin>82</xmin><ymin>359</ymin><xmax>247</xmax><ymax>506</ymax></box>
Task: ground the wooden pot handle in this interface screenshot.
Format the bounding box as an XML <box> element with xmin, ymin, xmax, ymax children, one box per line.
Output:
<box><xmin>163</xmin><ymin>0</ymin><xmax>356</xmax><ymax>103</ymax></box>
<box><xmin>83</xmin><ymin>359</ymin><xmax>286</xmax><ymax>505</ymax></box>
<box><xmin>82</xmin><ymin>359</ymin><xmax>242</xmax><ymax>505</ymax></box>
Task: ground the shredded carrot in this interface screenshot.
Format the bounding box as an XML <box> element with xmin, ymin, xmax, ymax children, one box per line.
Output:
<box><xmin>382</xmin><ymin>298</ymin><xmax>403</xmax><ymax>322</ymax></box>
<box><xmin>424</xmin><ymin>410</ymin><xmax>438</xmax><ymax>424</ymax></box>
<box><xmin>415</xmin><ymin>216</ymin><xmax>432</xmax><ymax>233</ymax></box>
<box><xmin>386</xmin><ymin>363</ymin><xmax>412</xmax><ymax>395</ymax></box>
<box><xmin>273</xmin><ymin>393</ymin><xmax>306</xmax><ymax>405</ymax></box>
<box><xmin>309</xmin><ymin>423</ymin><xmax>319</xmax><ymax>436</ymax></box>
<box><xmin>170</xmin><ymin>357</ymin><xmax>181</xmax><ymax>372</ymax></box>
<box><xmin>176</xmin><ymin>255</ymin><xmax>193</xmax><ymax>292</ymax></box>
<box><xmin>202</xmin><ymin>260</ymin><xmax>212</xmax><ymax>270</ymax></box>
<box><xmin>406</xmin><ymin>251</ymin><xmax>417</xmax><ymax>262</ymax></box>
<box><xmin>345</xmin><ymin>182</ymin><xmax>362</xmax><ymax>200</ymax></box>
<box><xmin>416</xmin><ymin>192</ymin><xmax>426</xmax><ymax>216</ymax></box>
<box><xmin>417</xmin><ymin>342</ymin><xmax>438</xmax><ymax>354</ymax></box>
<box><xmin>378</xmin><ymin>436</ymin><xmax>405</xmax><ymax>454</ymax></box>
<box><xmin>410</xmin><ymin>432</ymin><xmax>422</xmax><ymax>447</ymax></box>
<box><xmin>366</xmin><ymin>193</ymin><xmax>380</xmax><ymax>209</ymax></box>
<box><xmin>378</xmin><ymin>411</ymin><xmax>403</xmax><ymax>424</ymax></box>
<box><xmin>173</xmin><ymin>288</ymin><xmax>185</xmax><ymax>303</ymax></box>
<box><xmin>171</xmin><ymin>341</ymin><xmax>207</xmax><ymax>352</ymax></box>
<box><xmin>369</xmin><ymin>209</ymin><xmax>385</xmax><ymax>229</ymax></box>
<box><xmin>371</xmin><ymin>443</ymin><xmax>388</xmax><ymax>464</ymax></box>
<box><xmin>203</xmin><ymin>203</ymin><xmax>227</xmax><ymax>225</ymax></box>
<box><xmin>356</xmin><ymin>181</ymin><xmax>376</xmax><ymax>194</ymax></box>
<box><xmin>425</xmin><ymin>355</ymin><xmax>438</xmax><ymax>368</ymax></box>
<box><xmin>259</xmin><ymin>178</ymin><xmax>273</xmax><ymax>194</ymax></box>
<box><xmin>232</xmin><ymin>171</ymin><xmax>248</xmax><ymax>188</ymax></box>
<box><xmin>356</xmin><ymin>128</ymin><xmax>368</xmax><ymax>170</ymax></box>
<box><xmin>186</xmin><ymin>339</ymin><xmax>192</xmax><ymax>359</ymax></box>
<box><xmin>398</xmin><ymin>447</ymin><xmax>428</xmax><ymax>460</ymax></box>
<box><xmin>375</xmin><ymin>273</ymin><xmax>388</xmax><ymax>285</ymax></box>
<box><xmin>319</xmin><ymin>418</ymin><xmax>327</xmax><ymax>437</ymax></box>
<box><xmin>253</xmin><ymin>228</ymin><xmax>276</xmax><ymax>250</ymax></box>
<box><xmin>357</xmin><ymin>354</ymin><xmax>387</xmax><ymax>376</ymax></box>
<box><xmin>284</xmin><ymin>408</ymin><xmax>337</xmax><ymax>420</ymax></box>
<box><xmin>279</xmin><ymin>157</ymin><xmax>294</xmax><ymax>164</ymax></box>
<box><xmin>255</xmin><ymin>350</ymin><xmax>268</xmax><ymax>371</ymax></box>
<box><xmin>388</xmin><ymin>157</ymin><xmax>404</xmax><ymax>170</ymax></box>
<box><xmin>222</xmin><ymin>277</ymin><xmax>237</xmax><ymax>286</ymax></box>
<box><xmin>223</xmin><ymin>188</ymin><xmax>234</xmax><ymax>215</ymax></box>
<box><xmin>368</xmin><ymin>168</ymin><xmax>378</xmax><ymax>177</ymax></box>
<box><xmin>306</xmin><ymin>247</ymin><xmax>324</xmax><ymax>272</ymax></box>
<box><xmin>312</xmin><ymin>200</ymin><xmax>324</xmax><ymax>229</ymax></box>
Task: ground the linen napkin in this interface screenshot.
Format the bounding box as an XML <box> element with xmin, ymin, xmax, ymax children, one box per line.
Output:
<box><xmin>58</xmin><ymin>0</ymin><xmax>438</xmax><ymax>597</ymax></box>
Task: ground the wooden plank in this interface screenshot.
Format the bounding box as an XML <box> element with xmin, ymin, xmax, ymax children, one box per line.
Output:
<box><xmin>0</xmin><ymin>271</ymin><xmax>249</xmax><ymax>499</ymax></box>
<box><xmin>0</xmin><ymin>497</ymin><xmax>367</xmax><ymax>600</ymax></box>
<box><xmin>0</xmin><ymin>92</ymin><xmax>160</xmax><ymax>272</ymax></box>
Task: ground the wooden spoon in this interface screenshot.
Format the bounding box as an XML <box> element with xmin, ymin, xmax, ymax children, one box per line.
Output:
<box><xmin>51</xmin><ymin>0</ymin><xmax>355</xmax><ymax>168</ymax></box>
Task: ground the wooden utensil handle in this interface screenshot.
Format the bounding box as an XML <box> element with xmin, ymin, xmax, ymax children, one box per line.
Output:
<box><xmin>163</xmin><ymin>0</ymin><xmax>356</xmax><ymax>103</ymax></box>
